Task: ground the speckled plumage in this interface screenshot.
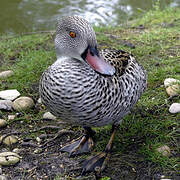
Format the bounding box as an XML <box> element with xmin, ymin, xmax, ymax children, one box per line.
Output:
<box><xmin>39</xmin><ymin>16</ymin><xmax>147</xmax><ymax>127</ymax></box>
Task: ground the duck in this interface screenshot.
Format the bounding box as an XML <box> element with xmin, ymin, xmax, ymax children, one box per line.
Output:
<box><xmin>39</xmin><ymin>15</ymin><xmax>147</xmax><ymax>175</ymax></box>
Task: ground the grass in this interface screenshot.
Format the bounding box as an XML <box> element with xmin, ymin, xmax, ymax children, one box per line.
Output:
<box><xmin>0</xmin><ymin>6</ymin><xmax>180</xmax><ymax>179</ymax></box>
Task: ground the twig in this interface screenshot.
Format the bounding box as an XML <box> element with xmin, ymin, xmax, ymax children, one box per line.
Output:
<box><xmin>27</xmin><ymin>166</ymin><xmax>37</xmax><ymax>179</ymax></box>
<box><xmin>30</xmin><ymin>125</ymin><xmax>62</xmax><ymax>133</ymax></box>
<box><xmin>21</xmin><ymin>142</ymin><xmax>39</xmax><ymax>148</ymax></box>
<box><xmin>40</xmin><ymin>129</ymin><xmax>74</xmax><ymax>148</ymax></box>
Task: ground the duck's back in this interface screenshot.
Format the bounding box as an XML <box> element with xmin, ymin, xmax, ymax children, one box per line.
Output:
<box><xmin>40</xmin><ymin>49</ymin><xmax>147</xmax><ymax>127</ymax></box>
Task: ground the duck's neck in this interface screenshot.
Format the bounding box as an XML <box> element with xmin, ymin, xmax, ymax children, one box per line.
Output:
<box><xmin>56</xmin><ymin>54</ymin><xmax>85</xmax><ymax>64</ymax></box>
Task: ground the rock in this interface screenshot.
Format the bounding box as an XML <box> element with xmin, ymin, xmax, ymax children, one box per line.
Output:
<box><xmin>12</xmin><ymin>148</ymin><xmax>21</xmax><ymax>154</ymax></box>
<box><xmin>34</xmin><ymin>148</ymin><xmax>43</xmax><ymax>154</ymax></box>
<box><xmin>164</xmin><ymin>78</ymin><xmax>180</xmax><ymax>88</ymax></box>
<box><xmin>36</xmin><ymin>137</ymin><xmax>42</xmax><ymax>143</ymax></box>
<box><xmin>0</xmin><ymin>175</ymin><xmax>8</xmax><ymax>180</ymax></box>
<box><xmin>13</xmin><ymin>96</ymin><xmax>34</xmax><ymax>111</ymax></box>
<box><xmin>166</xmin><ymin>84</ymin><xmax>179</xmax><ymax>97</ymax></box>
<box><xmin>0</xmin><ymin>70</ymin><xmax>14</xmax><ymax>79</ymax></box>
<box><xmin>0</xmin><ymin>135</ymin><xmax>18</xmax><ymax>146</ymax></box>
<box><xmin>0</xmin><ymin>152</ymin><xmax>21</xmax><ymax>166</ymax></box>
<box><xmin>37</xmin><ymin>98</ymin><xmax>42</xmax><ymax>104</ymax></box>
<box><xmin>0</xmin><ymin>90</ymin><xmax>20</xmax><ymax>101</ymax></box>
<box><xmin>8</xmin><ymin>115</ymin><xmax>16</xmax><ymax>120</ymax></box>
<box><xmin>124</xmin><ymin>42</ymin><xmax>135</xmax><ymax>49</ymax></box>
<box><xmin>169</xmin><ymin>103</ymin><xmax>180</xmax><ymax>114</ymax></box>
<box><xmin>0</xmin><ymin>100</ymin><xmax>13</xmax><ymax>111</ymax></box>
<box><xmin>0</xmin><ymin>119</ymin><xmax>7</xmax><ymax>128</ymax></box>
<box><xmin>156</xmin><ymin>145</ymin><xmax>171</xmax><ymax>156</ymax></box>
<box><xmin>43</xmin><ymin>112</ymin><xmax>56</xmax><ymax>120</ymax></box>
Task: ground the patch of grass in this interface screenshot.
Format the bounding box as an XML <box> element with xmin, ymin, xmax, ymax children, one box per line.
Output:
<box><xmin>0</xmin><ymin>34</ymin><xmax>55</xmax><ymax>94</ymax></box>
<box><xmin>0</xmin><ymin>6</ymin><xmax>180</xmax><ymax>179</ymax></box>
<box><xmin>93</xmin><ymin>6</ymin><xmax>180</xmax><ymax>176</ymax></box>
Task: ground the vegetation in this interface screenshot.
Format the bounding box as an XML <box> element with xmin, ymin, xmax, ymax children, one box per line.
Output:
<box><xmin>0</xmin><ymin>6</ymin><xmax>179</xmax><ymax>180</ymax></box>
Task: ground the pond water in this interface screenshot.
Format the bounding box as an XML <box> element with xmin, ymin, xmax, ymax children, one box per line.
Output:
<box><xmin>0</xmin><ymin>0</ymin><xmax>179</xmax><ymax>34</ymax></box>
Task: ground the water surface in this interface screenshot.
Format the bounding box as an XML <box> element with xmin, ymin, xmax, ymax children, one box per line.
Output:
<box><xmin>0</xmin><ymin>0</ymin><xmax>179</xmax><ymax>34</ymax></box>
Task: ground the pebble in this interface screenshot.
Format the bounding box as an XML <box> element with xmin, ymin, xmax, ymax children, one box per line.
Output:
<box><xmin>156</xmin><ymin>145</ymin><xmax>171</xmax><ymax>157</ymax></box>
<box><xmin>36</xmin><ymin>137</ymin><xmax>42</xmax><ymax>143</ymax></box>
<box><xmin>164</xmin><ymin>78</ymin><xmax>180</xmax><ymax>88</ymax></box>
<box><xmin>0</xmin><ymin>135</ymin><xmax>18</xmax><ymax>146</ymax></box>
<box><xmin>0</xmin><ymin>100</ymin><xmax>13</xmax><ymax>111</ymax></box>
<box><xmin>0</xmin><ymin>119</ymin><xmax>7</xmax><ymax>128</ymax></box>
<box><xmin>166</xmin><ymin>84</ymin><xmax>179</xmax><ymax>97</ymax></box>
<box><xmin>169</xmin><ymin>103</ymin><xmax>180</xmax><ymax>114</ymax></box>
<box><xmin>12</xmin><ymin>148</ymin><xmax>21</xmax><ymax>154</ymax></box>
<box><xmin>43</xmin><ymin>112</ymin><xmax>57</xmax><ymax>120</ymax></box>
<box><xmin>37</xmin><ymin>98</ymin><xmax>42</xmax><ymax>104</ymax></box>
<box><xmin>0</xmin><ymin>90</ymin><xmax>20</xmax><ymax>101</ymax></box>
<box><xmin>34</xmin><ymin>148</ymin><xmax>43</xmax><ymax>154</ymax></box>
<box><xmin>0</xmin><ymin>175</ymin><xmax>8</xmax><ymax>180</ymax></box>
<box><xmin>0</xmin><ymin>70</ymin><xmax>14</xmax><ymax>79</ymax></box>
<box><xmin>0</xmin><ymin>152</ymin><xmax>21</xmax><ymax>166</ymax></box>
<box><xmin>8</xmin><ymin>115</ymin><xmax>16</xmax><ymax>120</ymax></box>
<box><xmin>13</xmin><ymin>96</ymin><xmax>34</xmax><ymax>111</ymax></box>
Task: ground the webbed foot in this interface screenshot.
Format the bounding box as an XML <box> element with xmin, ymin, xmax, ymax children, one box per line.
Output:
<box><xmin>82</xmin><ymin>151</ymin><xmax>110</xmax><ymax>175</ymax></box>
<box><xmin>60</xmin><ymin>127</ymin><xmax>95</xmax><ymax>157</ymax></box>
<box><xmin>81</xmin><ymin>124</ymin><xmax>119</xmax><ymax>175</ymax></box>
<box><xmin>60</xmin><ymin>135</ymin><xmax>94</xmax><ymax>157</ymax></box>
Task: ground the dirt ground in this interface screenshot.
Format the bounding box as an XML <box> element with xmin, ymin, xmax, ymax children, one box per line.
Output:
<box><xmin>0</xmin><ymin>107</ymin><xmax>179</xmax><ymax>180</ymax></box>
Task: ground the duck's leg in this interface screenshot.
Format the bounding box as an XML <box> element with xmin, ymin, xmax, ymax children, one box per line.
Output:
<box><xmin>82</xmin><ymin>124</ymin><xmax>119</xmax><ymax>175</ymax></box>
<box><xmin>60</xmin><ymin>127</ymin><xmax>95</xmax><ymax>157</ymax></box>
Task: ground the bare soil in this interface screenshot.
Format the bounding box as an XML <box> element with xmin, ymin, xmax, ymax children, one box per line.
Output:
<box><xmin>0</xmin><ymin>107</ymin><xmax>179</xmax><ymax>180</ymax></box>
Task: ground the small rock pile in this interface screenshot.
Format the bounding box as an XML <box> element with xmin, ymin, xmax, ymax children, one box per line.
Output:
<box><xmin>0</xmin><ymin>70</ymin><xmax>35</xmax><ymax>176</ymax></box>
<box><xmin>164</xmin><ymin>78</ymin><xmax>180</xmax><ymax>114</ymax></box>
<box><xmin>0</xmin><ymin>89</ymin><xmax>35</xmax><ymax>122</ymax></box>
<box><xmin>156</xmin><ymin>78</ymin><xmax>180</xmax><ymax>157</ymax></box>
<box><xmin>0</xmin><ymin>70</ymin><xmax>59</xmax><ymax>177</ymax></box>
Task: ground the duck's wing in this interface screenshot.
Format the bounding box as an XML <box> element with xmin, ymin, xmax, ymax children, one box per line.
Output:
<box><xmin>100</xmin><ymin>49</ymin><xmax>131</xmax><ymax>76</ymax></box>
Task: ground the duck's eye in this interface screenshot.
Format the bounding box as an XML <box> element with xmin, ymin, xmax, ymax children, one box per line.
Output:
<box><xmin>69</xmin><ymin>31</ymin><xmax>76</xmax><ymax>38</ymax></box>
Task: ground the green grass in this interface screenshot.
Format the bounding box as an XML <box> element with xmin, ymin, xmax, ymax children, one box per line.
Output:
<box><xmin>0</xmin><ymin>6</ymin><xmax>180</xmax><ymax>179</ymax></box>
<box><xmin>0</xmin><ymin>34</ymin><xmax>55</xmax><ymax>95</ymax></box>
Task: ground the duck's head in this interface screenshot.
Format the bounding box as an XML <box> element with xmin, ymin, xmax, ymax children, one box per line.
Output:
<box><xmin>55</xmin><ymin>16</ymin><xmax>115</xmax><ymax>76</ymax></box>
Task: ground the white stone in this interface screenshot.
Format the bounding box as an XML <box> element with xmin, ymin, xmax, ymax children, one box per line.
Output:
<box><xmin>0</xmin><ymin>100</ymin><xmax>13</xmax><ymax>111</ymax></box>
<box><xmin>34</xmin><ymin>148</ymin><xmax>43</xmax><ymax>154</ymax></box>
<box><xmin>0</xmin><ymin>135</ymin><xmax>18</xmax><ymax>146</ymax></box>
<box><xmin>169</xmin><ymin>103</ymin><xmax>180</xmax><ymax>114</ymax></box>
<box><xmin>166</xmin><ymin>84</ymin><xmax>179</xmax><ymax>97</ymax></box>
<box><xmin>13</xmin><ymin>96</ymin><xmax>34</xmax><ymax>111</ymax></box>
<box><xmin>0</xmin><ymin>90</ymin><xmax>20</xmax><ymax>100</ymax></box>
<box><xmin>0</xmin><ymin>152</ymin><xmax>21</xmax><ymax>166</ymax></box>
<box><xmin>12</xmin><ymin>148</ymin><xmax>21</xmax><ymax>154</ymax></box>
<box><xmin>0</xmin><ymin>119</ymin><xmax>7</xmax><ymax>128</ymax></box>
<box><xmin>164</xmin><ymin>78</ymin><xmax>180</xmax><ymax>88</ymax></box>
<box><xmin>156</xmin><ymin>145</ymin><xmax>171</xmax><ymax>156</ymax></box>
<box><xmin>36</xmin><ymin>137</ymin><xmax>42</xmax><ymax>143</ymax></box>
<box><xmin>8</xmin><ymin>115</ymin><xmax>16</xmax><ymax>120</ymax></box>
<box><xmin>43</xmin><ymin>112</ymin><xmax>57</xmax><ymax>120</ymax></box>
<box><xmin>0</xmin><ymin>175</ymin><xmax>8</xmax><ymax>180</ymax></box>
<box><xmin>37</xmin><ymin>98</ymin><xmax>42</xmax><ymax>104</ymax></box>
<box><xmin>0</xmin><ymin>70</ymin><xmax>14</xmax><ymax>79</ymax></box>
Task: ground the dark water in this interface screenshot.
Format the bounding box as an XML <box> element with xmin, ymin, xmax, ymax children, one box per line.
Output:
<box><xmin>0</xmin><ymin>0</ymin><xmax>179</xmax><ymax>34</ymax></box>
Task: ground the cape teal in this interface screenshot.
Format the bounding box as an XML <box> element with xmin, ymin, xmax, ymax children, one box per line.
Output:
<box><xmin>39</xmin><ymin>16</ymin><xmax>147</xmax><ymax>175</ymax></box>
